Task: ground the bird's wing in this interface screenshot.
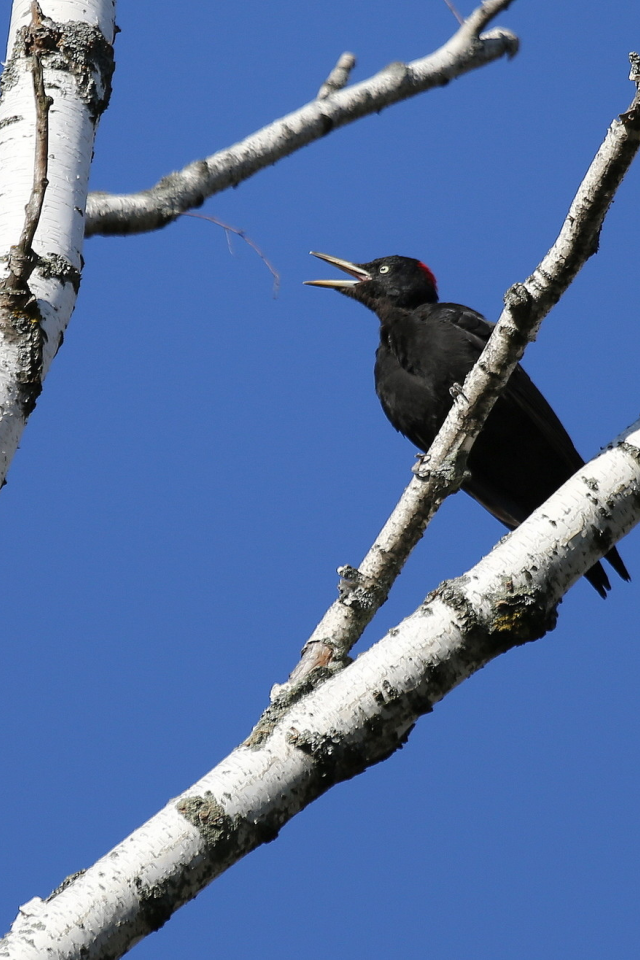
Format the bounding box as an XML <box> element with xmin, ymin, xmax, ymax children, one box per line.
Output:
<box><xmin>440</xmin><ymin>303</ymin><xmax>584</xmax><ymax>472</ymax></box>
<box><xmin>442</xmin><ymin>304</ymin><xmax>495</xmax><ymax>347</ymax></box>
<box><xmin>505</xmin><ymin>366</ymin><xmax>584</xmax><ymax>472</ymax></box>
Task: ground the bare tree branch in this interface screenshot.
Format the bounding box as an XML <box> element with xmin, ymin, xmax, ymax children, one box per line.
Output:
<box><xmin>0</xmin><ymin>0</ymin><xmax>115</xmax><ymax>487</ymax></box>
<box><xmin>317</xmin><ymin>51</ymin><xmax>357</xmax><ymax>99</ymax></box>
<box><xmin>0</xmin><ymin>2</ymin><xmax>53</xmax><ymax>431</ymax></box>
<box><xmin>1</xmin><ymin>8</ymin><xmax>638</xmax><ymax>957</ymax></box>
<box><xmin>2</xmin><ymin>2</ymin><xmax>52</xmax><ymax>296</ymax></box>
<box><xmin>283</xmin><ymin>57</ymin><xmax>640</xmax><ymax>687</ymax></box>
<box><xmin>181</xmin><ymin>212</ymin><xmax>281</xmax><ymax>295</ymax></box>
<box><xmin>4</xmin><ymin>57</ymin><xmax>639</xmax><ymax>957</ymax></box>
<box><xmin>84</xmin><ymin>0</ymin><xmax>519</xmax><ymax>237</ymax></box>
<box><xmin>443</xmin><ymin>0</ymin><xmax>465</xmax><ymax>26</ymax></box>
<box><xmin>0</xmin><ymin>2</ymin><xmax>62</xmax><ymax>469</ymax></box>
<box><xmin>3</xmin><ymin>417</ymin><xmax>639</xmax><ymax>960</ymax></box>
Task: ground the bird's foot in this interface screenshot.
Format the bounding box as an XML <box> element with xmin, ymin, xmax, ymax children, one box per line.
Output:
<box><xmin>449</xmin><ymin>382</ymin><xmax>468</xmax><ymax>402</ymax></box>
<box><xmin>412</xmin><ymin>453</ymin><xmax>431</xmax><ymax>478</ymax></box>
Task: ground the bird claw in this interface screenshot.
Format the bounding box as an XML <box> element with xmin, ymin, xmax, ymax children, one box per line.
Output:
<box><xmin>449</xmin><ymin>382</ymin><xmax>468</xmax><ymax>402</ymax></box>
<box><xmin>412</xmin><ymin>453</ymin><xmax>431</xmax><ymax>478</ymax></box>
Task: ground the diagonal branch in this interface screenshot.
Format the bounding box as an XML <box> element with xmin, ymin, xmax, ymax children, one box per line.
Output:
<box><xmin>180</xmin><ymin>212</ymin><xmax>281</xmax><ymax>295</ymax></box>
<box><xmin>317</xmin><ymin>51</ymin><xmax>357</xmax><ymax>100</ymax></box>
<box><xmin>85</xmin><ymin>0</ymin><xmax>518</xmax><ymax>237</ymax></box>
<box><xmin>442</xmin><ymin>0</ymin><xmax>465</xmax><ymax>26</ymax></box>
<box><xmin>282</xmin><ymin>56</ymin><xmax>640</xmax><ymax>689</ymax></box>
<box><xmin>3</xmin><ymin>418</ymin><xmax>639</xmax><ymax>960</ymax></box>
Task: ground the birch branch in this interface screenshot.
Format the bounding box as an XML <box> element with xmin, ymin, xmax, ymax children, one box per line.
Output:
<box><xmin>181</xmin><ymin>212</ymin><xmax>281</xmax><ymax>295</ymax></box>
<box><xmin>0</xmin><ymin>0</ymin><xmax>516</xmax><ymax>490</ymax></box>
<box><xmin>0</xmin><ymin>0</ymin><xmax>115</xmax><ymax>486</ymax></box>
<box><xmin>84</xmin><ymin>0</ymin><xmax>519</xmax><ymax>237</ymax></box>
<box><xmin>3</xmin><ymin>421</ymin><xmax>639</xmax><ymax>960</ymax></box>
<box><xmin>317</xmin><ymin>51</ymin><xmax>357</xmax><ymax>100</ymax></box>
<box><xmin>283</xmin><ymin>56</ymin><xmax>640</xmax><ymax>688</ymax></box>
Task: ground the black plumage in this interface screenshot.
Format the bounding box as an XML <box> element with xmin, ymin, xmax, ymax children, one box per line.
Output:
<box><xmin>305</xmin><ymin>252</ymin><xmax>629</xmax><ymax>597</ymax></box>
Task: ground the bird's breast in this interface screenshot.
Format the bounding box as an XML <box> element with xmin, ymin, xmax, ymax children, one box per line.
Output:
<box><xmin>374</xmin><ymin>340</ymin><xmax>452</xmax><ymax>450</ymax></box>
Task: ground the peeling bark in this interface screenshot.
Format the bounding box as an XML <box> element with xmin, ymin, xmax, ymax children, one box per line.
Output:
<box><xmin>0</xmin><ymin>0</ymin><xmax>115</xmax><ymax>484</ymax></box>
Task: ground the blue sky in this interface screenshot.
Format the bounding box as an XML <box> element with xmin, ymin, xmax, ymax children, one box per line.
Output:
<box><xmin>2</xmin><ymin>2</ymin><xmax>639</xmax><ymax>957</ymax></box>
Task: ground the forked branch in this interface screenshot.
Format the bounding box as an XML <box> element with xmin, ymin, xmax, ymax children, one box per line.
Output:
<box><xmin>283</xmin><ymin>55</ymin><xmax>640</xmax><ymax>689</ymax></box>
<box><xmin>85</xmin><ymin>0</ymin><xmax>518</xmax><ymax>236</ymax></box>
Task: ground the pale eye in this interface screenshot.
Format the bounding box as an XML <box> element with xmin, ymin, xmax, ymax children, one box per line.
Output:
<box><xmin>379</xmin><ymin>265</ymin><xmax>390</xmax><ymax>274</ymax></box>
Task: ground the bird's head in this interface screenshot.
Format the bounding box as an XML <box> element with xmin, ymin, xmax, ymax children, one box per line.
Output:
<box><xmin>304</xmin><ymin>252</ymin><xmax>438</xmax><ymax>309</ymax></box>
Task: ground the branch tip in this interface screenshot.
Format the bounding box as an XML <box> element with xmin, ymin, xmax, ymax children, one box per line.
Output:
<box><xmin>317</xmin><ymin>51</ymin><xmax>357</xmax><ymax>100</ymax></box>
<box><xmin>85</xmin><ymin>0</ymin><xmax>519</xmax><ymax>236</ymax></box>
<box><xmin>443</xmin><ymin>0</ymin><xmax>464</xmax><ymax>26</ymax></box>
<box><xmin>461</xmin><ymin>0</ymin><xmax>516</xmax><ymax>39</ymax></box>
<box><xmin>277</xmin><ymin>55</ymin><xmax>640</xmax><ymax>695</ymax></box>
<box><xmin>181</xmin><ymin>213</ymin><xmax>280</xmax><ymax>296</ymax></box>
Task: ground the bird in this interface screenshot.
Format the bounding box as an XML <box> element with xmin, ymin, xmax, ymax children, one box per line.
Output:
<box><xmin>305</xmin><ymin>251</ymin><xmax>629</xmax><ymax>597</ymax></box>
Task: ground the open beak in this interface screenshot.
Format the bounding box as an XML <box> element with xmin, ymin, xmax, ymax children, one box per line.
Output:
<box><xmin>304</xmin><ymin>251</ymin><xmax>372</xmax><ymax>289</ymax></box>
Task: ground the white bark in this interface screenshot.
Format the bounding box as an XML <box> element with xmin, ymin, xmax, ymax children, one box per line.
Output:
<box><xmin>316</xmin><ymin>51</ymin><xmax>357</xmax><ymax>100</ymax></box>
<box><xmin>2</xmin><ymin>423</ymin><xmax>639</xmax><ymax>960</ymax></box>
<box><xmin>288</xmin><ymin>69</ymin><xmax>640</xmax><ymax>685</ymax></box>
<box><xmin>0</xmin><ymin>0</ymin><xmax>115</xmax><ymax>482</ymax></box>
<box><xmin>0</xmin><ymin>4</ymin><xmax>637</xmax><ymax>958</ymax></box>
<box><xmin>0</xmin><ymin>0</ymin><xmax>516</xmax><ymax>493</ymax></box>
<box><xmin>84</xmin><ymin>0</ymin><xmax>519</xmax><ymax>236</ymax></box>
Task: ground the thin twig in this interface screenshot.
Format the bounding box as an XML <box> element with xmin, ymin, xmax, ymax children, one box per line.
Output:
<box><xmin>443</xmin><ymin>0</ymin><xmax>465</xmax><ymax>26</ymax></box>
<box><xmin>85</xmin><ymin>0</ymin><xmax>518</xmax><ymax>237</ymax></box>
<box><xmin>181</xmin><ymin>213</ymin><xmax>280</xmax><ymax>296</ymax></box>
<box><xmin>317</xmin><ymin>52</ymin><xmax>357</xmax><ymax>99</ymax></box>
<box><xmin>3</xmin><ymin>1</ymin><xmax>52</xmax><ymax>295</ymax></box>
<box><xmin>281</xmin><ymin>59</ymin><xmax>640</xmax><ymax>691</ymax></box>
<box><xmin>461</xmin><ymin>0</ymin><xmax>516</xmax><ymax>36</ymax></box>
